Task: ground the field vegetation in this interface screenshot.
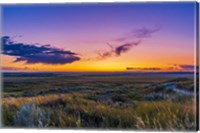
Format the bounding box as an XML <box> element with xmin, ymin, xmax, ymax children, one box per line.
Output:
<box><xmin>2</xmin><ymin>72</ymin><xmax>196</xmax><ymax>130</ymax></box>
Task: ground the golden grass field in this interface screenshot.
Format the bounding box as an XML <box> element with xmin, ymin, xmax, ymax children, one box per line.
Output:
<box><xmin>2</xmin><ymin>72</ymin><xmax>197</xmax><ymax>130</ymax></box>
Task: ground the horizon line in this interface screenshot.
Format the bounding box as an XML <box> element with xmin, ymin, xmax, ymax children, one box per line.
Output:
<box><xmin>2</xmin><ymin>71</ymin><xmax>196</xmax><ymax>73</ymax></box>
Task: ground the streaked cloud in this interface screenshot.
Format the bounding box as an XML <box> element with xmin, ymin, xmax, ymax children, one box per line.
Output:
<box><xmin>2</xmin><ymin>66</ymin><xmax>30</xmax><ymax>71</ymax></box>
<box><xmin>98</xmin><ymin>41</ymin><xmax>141</xmax><ymax>59</ymax></box>
<box><xmin>179</xmin><ymin>64</ymin><xmax>195</xmax><ymax>71</ymax></box>
<box><xmin>113</xmin><ymin>26</ymin><xmax>161</xmax><ymax>42</ymax></box>
<box><xmin>126</xmin><ymin>67</ymin><xmax>161</xmax><ymax>71</ymax></box>
<box><xmin>2</xmin><ymin>36</ymin><xmax>81</xmax><ymax>65</ymax></box>
<box><xmin>115</xmin><ymin>41</ymin><xmax>140</xmax><ymax>56</ymax></box>
<box><xmin>97</xmin><ymin>26</ymin><xmax>161</xmax><ymax>60</ymax></box>
<box><xmin>131</xmin><ymin>26</ymin><xmax>161</xmax><ymax>39</ymax></box>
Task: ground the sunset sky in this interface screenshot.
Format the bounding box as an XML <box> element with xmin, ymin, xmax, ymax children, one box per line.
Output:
<box><xmin>1</xmin><ymin>3</ymin><xmax>198</xmax><ymax>72</ymax></box>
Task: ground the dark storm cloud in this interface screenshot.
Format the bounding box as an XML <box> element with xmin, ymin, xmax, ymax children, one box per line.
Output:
<box><xmin>2</xmin><ymin>36</ymin><xmax>80</xmax><ymax>64</ymax></box>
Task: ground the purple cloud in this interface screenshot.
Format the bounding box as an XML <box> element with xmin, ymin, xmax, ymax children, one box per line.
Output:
<box><xmin>113</xmin><ymin>26</ymin><xmax>161</xmax><ymax>43</ymax></box>
<box><xmin>179</xmin><ymin>64</ymin><xmax>194</xmax><ymax>71</ymax></box>
<box><xmin>131</xmin><ymin>26</ymin><xmax>161</xmax><ymax>38</ymax></box>
<box><xmin>115</xmin><ymin>41</ymin><xmax>140</xmax><ymax>56</ymax></box>
<box><xmin>126</xmin><ymin>67</ymin><xmax>161</xmax><ymax>71</ymax></box>
<box><xmin>2</xmin><ymin>36</ymin><xmax>81</xmax><ymax>65</ymax></box>
<box><xmin>97</xmin><ymin>26</ymin><xmax>161</xmax><ymax>60</ymax></box>
<box><xmin>98</xmin><ymin>41</ymin><xmax>141</xmax><ymax>59</ymax></box>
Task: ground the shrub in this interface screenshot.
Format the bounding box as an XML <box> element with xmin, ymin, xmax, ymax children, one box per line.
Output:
<box><xmin>22</xmin><ymin>91</ymin><xmax>36</xmax><ymax>97</ymax></box>
<box><xmin>144</xmin><ymin>93</ymin><xmax>169</xmax><ymax>101</ymax></box>
<box><xmin>2</xmin><ymin>104</ymin><xmax>19</xmax><ymax>126</ymax></box>
<box><xmin>111</xmin><ymin>95</ymin><xmax>126</xmax><ymax>102</ymax></box>
<box><xmin>86</xmin><ymin>95</ymin><xmax>98</xmax><ymax>101</ymax></box>
<box><xmin>127</xmin><ymin>92</ymin><xmax>143</xmax><ymax>100</ymax></box>
<box><xmin>14</xmin><ymin>102</ymin><xmax>50</xmax><ymax>127</ymax></box>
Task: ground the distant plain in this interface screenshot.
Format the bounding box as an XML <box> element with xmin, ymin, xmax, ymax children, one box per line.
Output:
<box><xmin>2</xmin><ymin>72</ymin><xmax>196</xmax><ymax>130</ymax></box>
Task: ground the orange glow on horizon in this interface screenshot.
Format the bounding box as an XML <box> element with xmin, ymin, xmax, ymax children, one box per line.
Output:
<box><xmin>2</xmin><ymin>53</ymin><xmax>195</xmax><ymax>72</ymax></box>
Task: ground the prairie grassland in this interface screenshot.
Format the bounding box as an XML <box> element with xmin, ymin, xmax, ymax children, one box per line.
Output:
<box><xmin>2</xmin><ymin>72</ymin><xmax>196</xmax><ymax>130</ymax></box>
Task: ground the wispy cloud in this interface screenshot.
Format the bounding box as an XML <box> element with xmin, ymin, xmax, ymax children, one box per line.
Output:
<box><xmin>126</xmin><ymin>64</ymin><xmax>197</xmax><ymax>72</ymax></box>
<box><xmin>2</xmin><ymin>36</ymin><xmax>81</xmax><ymax>65</ymax></box>
<box><xmin>113</xmin><ymin>26</ymin><xmax>161</xmax><ymax>43</ymax></box>
<box><xmin>2</xmin><ymin>66</ymin><xmax>30</xmax><ymax>71</ymax></box>
<box><xmin>131</xmin><ymin>26</ymin><xmax>161</xmax><ymax>39</ymax></box>
<box><xmin>167</xmin><ymin>64</ymin><xmax>196</xmax><ymax>71</ymax></box>
<box><xmin>115</xmin><ymin>41</ymin><xmax>141</xmax><ymax>56</ymax></box>
<box><xmin>2</xmin><ymin>67</ymin><xmax>18</xmax><ymax>71</ymax></box>
<box><xmin>126</xmin><ymin>67</ymin><xmax>161</xmax><ymax>71</ymax></box>
<box><xmin>97</xmin><ymin>41</ymin><xmax>141</xmax><ymax>59</ymax></box>
<box><xmin>178</xmin><ymin>64</ymin><xmax>195</xmax><ymax>71</ymax></box>
<box><xmin>97</xmin><ymin>26</ymin><xmax>161</xmax><ymax>60</ymax></box>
